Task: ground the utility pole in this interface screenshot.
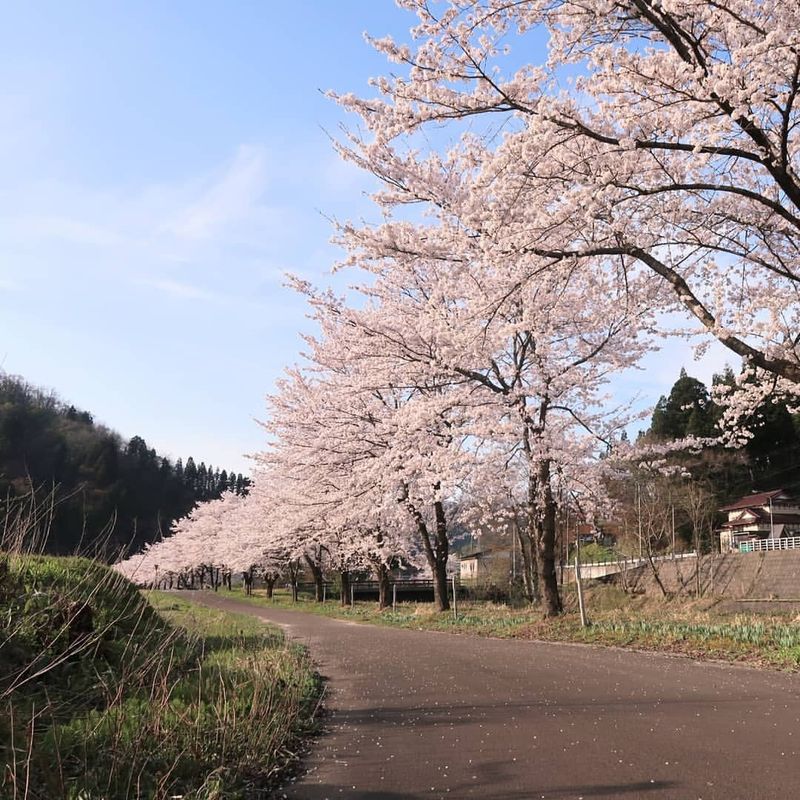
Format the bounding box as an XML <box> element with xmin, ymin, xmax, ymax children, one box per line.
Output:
<box><xmin>671</xmin><ymin>504</ymin><xmax>676</xmax><ymax>553</ymax></box>
<box><xmin>512</xmin><ymin>518</ymin><xmax>517</xmax><ymax>580</ymax></box>
<box><xmin>575</xmin><ymin>553</ymin><xmax>588</xmax><ymax>627</ymax></box>
<box><xmin>636</xmin><ymin>482</ymin><xmax>643</xmax><ymax>558</ymax></box>
<box><xmin>769</xmin><ymin>496</ymin><xmax>775</xmax><ymax>539</ymax></box>
<box><xmin>568</xmin><ymin>500</ymin><xmax>574</xmax><ymax>566</ymax></box>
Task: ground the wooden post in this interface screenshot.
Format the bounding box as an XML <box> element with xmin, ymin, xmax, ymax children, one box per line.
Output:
<box><xmin>392</xmin><ymin>582</ymin><xmax>397</xmax><ymax>612</ymax></box>
<box><xmin>350</xmin><ymin>583</ymin><xmax>355</xmax><ymax>608</ymax></box>
<box><xmin>575</xmin><ymin>554</ymin><xmax>588</xmax><ymax>627</ymax></box>
<box><xmin>452</xmin><ymin>576</ymin><xmax>458</xmax><ymax>620</ymax></box>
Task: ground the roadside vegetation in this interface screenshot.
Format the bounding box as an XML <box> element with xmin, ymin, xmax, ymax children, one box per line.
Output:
<box><xmin>223</xmin><ymin>585</ymin><xmax>800</xmax><ymax>672</ymax></box>
<box><xmin>1</xmin><ymin>555</ymin><xmax>321</xmax><ymax>800</ymax></box>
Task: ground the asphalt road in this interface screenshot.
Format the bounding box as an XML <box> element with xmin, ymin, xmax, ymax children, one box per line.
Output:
<box><xmin>189</xmin><ymin>594</ymin><xmax>800</xmax><ymax>800</ymax></box>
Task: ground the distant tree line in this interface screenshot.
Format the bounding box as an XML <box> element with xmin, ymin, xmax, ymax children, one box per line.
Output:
<box><xmin>0</xmin><ymin>372</ymin><xmax>249</xmax><ymax>557</ymax></box>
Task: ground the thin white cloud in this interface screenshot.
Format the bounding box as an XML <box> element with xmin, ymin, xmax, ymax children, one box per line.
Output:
<box><xmin>164</xmin><ymin>145</ymin><xmax>269</xmax><ymax>241</ymax></box>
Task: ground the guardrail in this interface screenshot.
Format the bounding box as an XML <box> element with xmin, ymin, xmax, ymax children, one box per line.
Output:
<box><xmin>564</xmin><ymin>552</ymin><xmax>697</xmax><ymax>569</ymax></box>
<box><xmin>738</xmin><ymin>536</ymin><xmax>800</xmax><ymax>553</ymax></box>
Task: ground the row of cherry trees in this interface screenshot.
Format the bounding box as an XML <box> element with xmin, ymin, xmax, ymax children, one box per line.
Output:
<box><xmin>116</xmin><ymin>1</ymin><xmax>799</xmax><ymax>617</ymax></box>
<box><xmin>116</xmin><ymin>199</ymin><xmax>655</xmax><ymax>616</ymax></box>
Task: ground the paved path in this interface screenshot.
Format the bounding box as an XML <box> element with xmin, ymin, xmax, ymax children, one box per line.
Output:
<box><xmin>189</xmin><ymin>594</ymin><xmax>800</xmax><ymax>800</ymax></box>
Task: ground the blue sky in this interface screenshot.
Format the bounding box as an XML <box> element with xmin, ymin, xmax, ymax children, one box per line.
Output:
<box><xmin>0</xmin><ymin>1</ymin><xmax>731</xmax><ymax>473</ymax></box>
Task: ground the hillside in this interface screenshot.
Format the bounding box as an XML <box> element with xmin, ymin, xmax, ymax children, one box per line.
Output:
<box><xmin>644</xmin><ymin>367</ymin><xmax>800</xmax><ymax>500</ymax></box>
<box><xmin>0</xmin><ymin>372</ymin><xmax>249</xmax><ymax>557</ymax></box>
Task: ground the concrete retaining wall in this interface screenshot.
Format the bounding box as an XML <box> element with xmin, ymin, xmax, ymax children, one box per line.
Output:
<box><xmin>624</xmin><ymin>550</ymin><xmax>800</xmax><ymax>599</ymax></box>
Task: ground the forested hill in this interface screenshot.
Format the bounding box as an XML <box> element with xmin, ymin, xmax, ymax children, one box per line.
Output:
<box><xmin>644</xmin><ymin>366</ymin><xmax>800</xmax><ymax>499</ymax></box>
<box><xmin>0</xmin><ymin>372</ymin><xmax>250</xmax><ymax>557</ymax></box>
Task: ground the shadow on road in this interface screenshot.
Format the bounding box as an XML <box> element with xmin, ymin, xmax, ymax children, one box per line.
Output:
<box><xmin>323</xmin><ymin>693</ymin><xmax>756</xmax><ymax>729</ymax></box>
<box><xmin>294</xmin><ymin>779</ymin><xmax>676</xmax><ymax>799</ymax></box>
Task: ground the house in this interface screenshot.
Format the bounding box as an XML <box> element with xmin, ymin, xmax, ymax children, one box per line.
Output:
<box><xmin>459</xmin><ymin>547</ymin><xmax>512</xmax><ymax>582</ymax></box>
<box><xmin>718</xmin><ymin>489</ymin><xmax>800</xmax><ymax>552</ymax></box>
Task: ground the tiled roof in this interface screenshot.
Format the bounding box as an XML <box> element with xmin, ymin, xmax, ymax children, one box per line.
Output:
<box><xmin>720</xmin><ymin>489</ymin><xmax>791</xmax><ymax>511</ymax></box>
<box><xmin>460</xmin><ymin>549</ymin><xmax>490</xmax><ymax>560</ymax></box>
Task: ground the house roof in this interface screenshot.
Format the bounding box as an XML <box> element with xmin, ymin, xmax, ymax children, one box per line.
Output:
<box><xmin>460</xmin><ymin>546</ymin><xmax>514</xmax><ymax>560</ymax></box>
<box><xmin>722</xmin><ymin>509</ymin><xmax>800</xmax><ymax>528</ymax></box>
<box><xmin>720</xmin><ymin>489</ymin><xmax>792</xmax><ymax>512</ymax></box>
<box><xmin>460</xmin><ymin>549</ymin><xmax>490</xmax><ymax>560</ymax></box>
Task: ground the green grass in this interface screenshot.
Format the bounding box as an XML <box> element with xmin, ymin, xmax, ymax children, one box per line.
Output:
<box><xmin>224</xmin><ymin>585</ymin><xmax>800</xmax><ymax>671</ymax></box>
<box><xmin>539</xmin><ymin>615</ymin><xmax>800</xmax><ymax>668</ymax></box>
<box><xmin>218</xmin><ymin>587</ymin><xmax>550</xmax><ymax>638</ymax></box>
<box><xmin>1</xmin><ymin>555</ymin><xmax>322</xmax><ymax>800</ymax></box>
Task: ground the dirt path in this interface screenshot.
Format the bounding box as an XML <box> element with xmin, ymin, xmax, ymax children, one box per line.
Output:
<box><xmin>188</xmin><ymin>593</ymin><xmax>800</xmax><ymax>799</ymax></box>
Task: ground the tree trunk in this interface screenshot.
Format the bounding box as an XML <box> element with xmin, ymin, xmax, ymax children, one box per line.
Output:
<box><xmin>305</xmin><ymin>554</ymin><xmax>324</xmax><ymax>602</ymax></box>
<box><xmin>399</xmin><ymin>483</ymin><xmax>450</xmax><ymax>611</ymax></box>
<box><xmin>532</xmin><ymin>461</ymin><xmax>562</xmax><ymax>617</ymax></box>
<box><xmin>520</xmin><ymin>404</ymin><xmax>545</xmax><ymax>606</ymax></box>
<box><xmin>377</xmin><ymin>563</ymin><xmax>391</xmax><ymax>609</ymax></box>
<box><xmin>646</xmin><ymin>546</ymin><xmax>669</xmax><ymax>597</ymax></box>
<box><xmin>265</xmin><ymin>577</ymin><xmax>276</xmax><ymax>599</ymax></box>
<box><xmin>287</xmin><ymin>561</ymin><xmax>300</xmax><ymax>602</ymax></box>
<box><xmin>430</xmin><ymin>499</ymin><xmax>451</xmax><ymax>611</ymax></box>
<box><xmin>340</xmin><ymin>570</ymin><xmax>351</xmax><ymax>607</ymax></box>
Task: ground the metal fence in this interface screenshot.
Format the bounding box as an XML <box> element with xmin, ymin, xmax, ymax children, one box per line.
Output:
<box><xmin>738</xmin><ymin>536</ymin><xmax>800</xmax><ymax>553</ymax></box>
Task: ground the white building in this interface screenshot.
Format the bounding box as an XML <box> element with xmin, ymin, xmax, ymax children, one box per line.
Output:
<box><xmin>718</xmin><ymin>489</ymin><xmax>800</xmax><ymax>552</ymax></box>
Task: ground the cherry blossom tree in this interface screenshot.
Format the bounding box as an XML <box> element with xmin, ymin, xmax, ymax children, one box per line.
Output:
<box><xmin>257</xmin><ymin>349</ymin><xmax>463</xmax><ymax>611</ymax></box>
<box><xmin>114</xmin><ymin>491</ymin><xmax>249</xmax><ymax>588</ymax></box>
<box><xmin>334</xmin><ymin>0</ymin><xmax>800</xmax><ymax>393</ymax></box>
<box><xmin>300</xmin><ymin>144</ymin><xmax>655</xmax><ymax>615</ymax></box>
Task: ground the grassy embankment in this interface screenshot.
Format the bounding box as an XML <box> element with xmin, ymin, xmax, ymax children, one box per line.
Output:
<box><xmin>1</xmin><ymin>555</ymin><xmax>321</xmax><ymax>800</ymax></box>
<box><xmin>224</xmin><ymin>585</ymin><xmax>800</xmax><ymax>671</ymax></box>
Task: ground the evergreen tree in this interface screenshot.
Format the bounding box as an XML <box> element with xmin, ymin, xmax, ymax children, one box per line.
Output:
<box><xmin>197</xmin><ymin>463</ymin><xmax>208</xmax><ymax>499</ymax></box>
<box><xmin>184</xmin><ymin>457</ymin><xmax>198</xmax><ymax>491</ymax></box>
<box><xmin>649</xmin><ymin>368</ymin><xmax>714</xmax><ymax>439</ymax></box>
